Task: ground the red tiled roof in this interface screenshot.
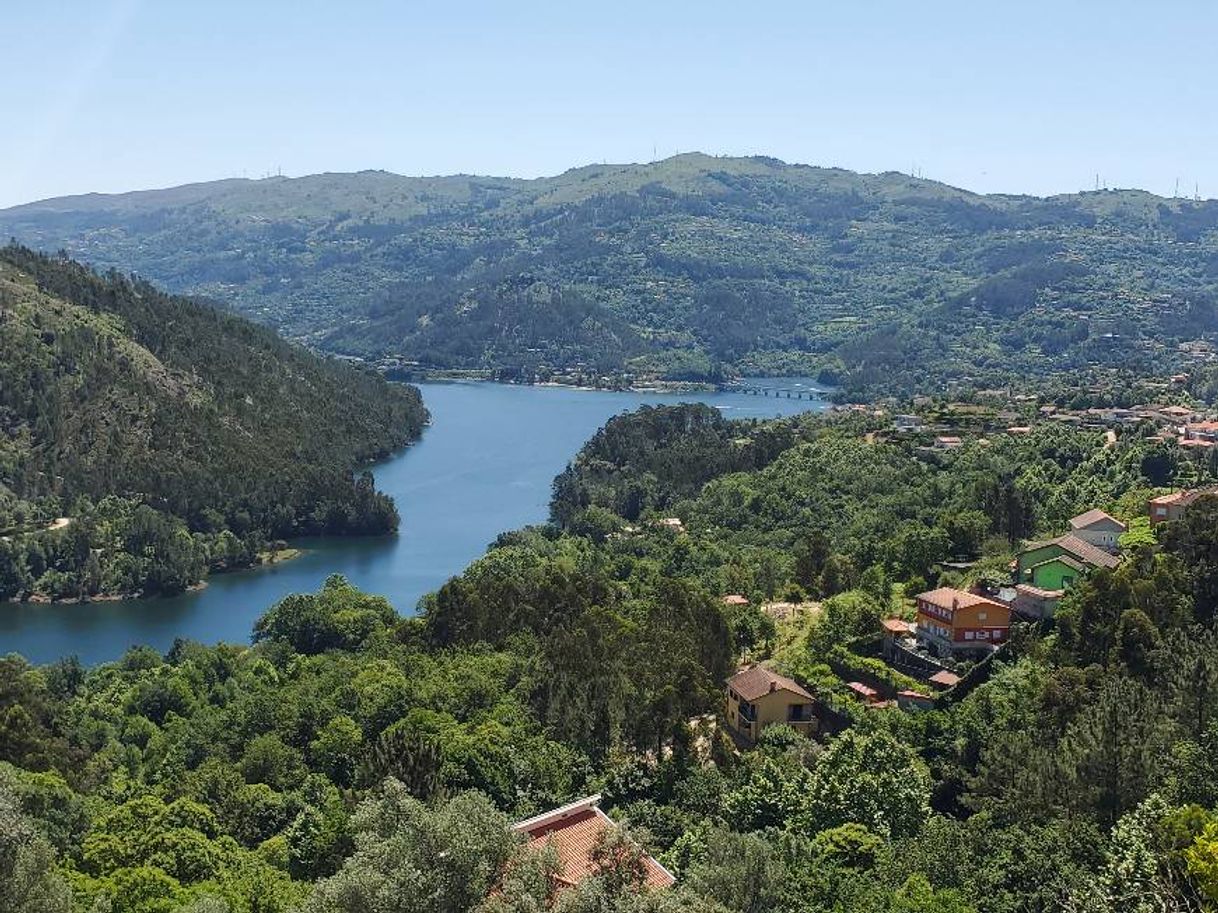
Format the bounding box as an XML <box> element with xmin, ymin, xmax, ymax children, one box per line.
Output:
<box><xmin>916</xmin><ymin>587</ymin><xmax>1007</xmax><ymax>615</ymax></box>
<box><xmin>726</xmin><ymin>664</ymin><xmax>814</xmax><ymax>702</ymax></box>
<box><xmin>880</xmin><ymin>618</ymin><xmax>915</xmax><ymax>635</ymax></box>
<box><xmin>1182</xmin><ymin>485</ymin><xmax>1218</xmax><ymax>506</ymax></box>
<box><xmin>928</xmin><ymin>670</ymin><xmax>961</xmax><ymax>688</ymax></box>
<box><xmin>1053</xmin><ymin>534</ymin><xmax>1122</xmax><ymax>569</ymax></box>
<box><xmin>1022</xmin><ymin>534</ymin><xmax>1121</xmax><ymax>570</ymax></box>
<box><xmin>1150</xmin><ymin>491</ymin><xmax>1186</xmax><ymax>506</ymax></box>
<box><xmin>513</xmin><ymin>796</ymin><xmax>674</xmax><ymax>890</ymax></box>
<box><xmin>847</xmin><ymin>681</ymin><xmax>879</xmax><ymax>701</ymax></box>
<box><xmin>1152</xmin><ymin>485</ymin><xmax>1218</xmax><ymax>509</ymax></box>
<box><xmin>721</xmin><ymin>594</ymin><xmax>750</xmax><ymax>606</ymax></box>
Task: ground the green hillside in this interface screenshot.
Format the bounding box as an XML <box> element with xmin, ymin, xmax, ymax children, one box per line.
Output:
<box><xmin>4</xmin><ymin>154</ymin><xmax>1218</xmax><ymax>395</ymax></box>
<box><xmin>3</xmin><ymin>405</ymin><xmax>1218</xmax><ymax>913</ymax></box>
<box><xmin>0</xmin><ymin>245</ymin><xmax>426</xmax><ymax>600</ymax></box>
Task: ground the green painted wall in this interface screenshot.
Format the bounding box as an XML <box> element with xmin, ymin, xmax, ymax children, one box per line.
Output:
<box><xmin>1029</xmin><ymin>558</ymin><xmax>1079</xmax><ymax>591</ymax></box>
<box><xmin>1016</xmin><ymin>543</ymin><xmax>1068</xmax><ymax>580</ymax></box>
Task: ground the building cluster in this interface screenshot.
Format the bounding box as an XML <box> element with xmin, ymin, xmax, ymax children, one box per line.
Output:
<box><xmin>883</xmin><ymin>397</ymin><xmax>1218</xmax><ymax>457</ymax></box>
<box><xmin>721</xmin><ymin>484</ymin><xmax>1218</xmax><ymax>747</ymax></box>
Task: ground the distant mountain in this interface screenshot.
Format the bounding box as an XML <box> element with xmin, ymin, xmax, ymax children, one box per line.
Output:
<box><xmin>4</xmin><ymin>154</ymin><xmax>1218</xmax><ymax>395</ymax></box>
<box><xmin>0</xmin><ymin>245</ymin><xmax>426</xmax><ymax>600</ymax></box>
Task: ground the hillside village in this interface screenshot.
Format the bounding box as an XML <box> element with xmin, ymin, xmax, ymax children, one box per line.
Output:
<box><xmin>856</xmin><ymin>393</ymin><xmax>1218</xmax><ymax>453</ymax></box>
<box><xmin>720</xmin><ymin>482</ymin><xmax>1217</xmax><ymax>747</ymax></box>
<box><xmin>508</xmin><ymin>405</ymin><xmax>1218</xmax><ymax>897</ymax></box>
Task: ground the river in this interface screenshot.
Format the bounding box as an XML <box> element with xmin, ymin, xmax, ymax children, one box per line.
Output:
<box><xmin>0</xmin><ymin>379</ymin><xmax>828</xmax><ymax>665</ymax></box>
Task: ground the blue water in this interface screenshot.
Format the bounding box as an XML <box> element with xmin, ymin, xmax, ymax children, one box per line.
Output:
<box><xmin>0</xmin><ymin>379</ymin><xmax>827</xmax><ymax>665</ymax></box>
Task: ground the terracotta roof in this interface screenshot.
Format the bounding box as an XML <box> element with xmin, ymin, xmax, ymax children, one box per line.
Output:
<box><xmin>847</xmin><ymin>681</ymin><xmax>879</xmax><ymax>701</ymax></box>
<box><xmin>897</xmin><ymin>689</ymin><xmax>932</xmax><ymax>700</ymax></box>
<box><xmin>880</xmin><ymin>618</ymin><xmax>915</xmax><ymax>635</ymax></box>
<box><xmin>513</xmin><ymin>796</ymin><xmax>674</xmax><ymax>890</ymax></box>
<box><xmin>721</xmin><ymin>594</ymin><xmax>750</xmax><ymax>606</ymax></box>
<box><xmin>1054</xmin><ymin>534</ymin><xmax>1122</xmax><ymax>569</ymax></box>
<box><xmin>928</xmin><ymin>670</ymin><xmax>961</xmax><ymax>688</ymax></box>
<box><xmin>726</xmin><ymin>664</ymin><xmax>814</xmax><ymax>702</ymax></box>
<box><xmin>915</xmin><ymin>587</ymin><xmax>1007</xmax><ymax>615</ymax></box>
<box><xmin>1150</xmin><ymin>491</ymin><xmax>1186</xmax><ymax>506</ymax></box>
<box><xmin>1069</xmin><ymin>508</ymin><xmax>1126</xmax><ymax>532</ymax></box>
<box><xmin>1152</xmin><ymin>485</ymin><xmax>1218</xmax><ymax>509</ymax></box>
<box><xmin>1022</xmin><ymin>534</ymin><xmax>1121</xmax><ymax>570</ymax></box>
<box><xmin>1181</xmin><ymin>485</ymin><xmax>1218</xmax><ymax>506</ymax></box>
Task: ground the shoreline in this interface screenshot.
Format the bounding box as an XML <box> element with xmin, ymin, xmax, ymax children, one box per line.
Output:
<box><xmin>4</xmin><ymin>547</ymin><xmax>307</xmax><ymax>608</ymax></box>
<box><xmin>407</xmin><ymin>372</ymin><xmax>831</xmax><ymax>398</ymax></box>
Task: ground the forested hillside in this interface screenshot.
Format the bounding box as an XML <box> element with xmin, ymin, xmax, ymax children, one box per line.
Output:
<box><xmin>5</xmin><ymin>154</ymin><xmax>1218</xmax><ymax>395</ymax></box>
<box><xmin>3</xmin><ymin>405</ymin><xmax>1218</xmax><ymax>912</ymax></box>
<box><xmin>0</xmin><ymin>246</ymin><xmax>426</xmax><ymax>600</ymax></box>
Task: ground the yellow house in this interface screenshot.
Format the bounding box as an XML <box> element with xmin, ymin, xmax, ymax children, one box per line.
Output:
<box><xmin>724</xmin><ymin>664</ymin><xmax>816</xmax><ymax>744</ymax></box>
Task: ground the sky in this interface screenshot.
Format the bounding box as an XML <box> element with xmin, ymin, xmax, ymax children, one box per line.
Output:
<box><xmin>3</xmin><ymin>0</ymin><xmax>1217</xmax><ymax>208</ymax></box>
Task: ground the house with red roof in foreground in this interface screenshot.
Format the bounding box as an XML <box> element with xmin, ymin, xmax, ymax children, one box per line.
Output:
<box><xmin>511</xmin><ymin>795</ymin><xmax>675</xmax><ymax>892</ymax></box>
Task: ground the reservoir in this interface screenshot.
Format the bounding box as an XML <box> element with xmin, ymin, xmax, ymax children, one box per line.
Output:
<box><xmin>0</xmin><ymin>379</ymin><xmax>827</xmax><ymax>665</ymax></box>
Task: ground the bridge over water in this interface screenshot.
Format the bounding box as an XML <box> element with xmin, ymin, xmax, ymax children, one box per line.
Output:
<box><xmin>729</xmin><ymin>384</ymin><xmax>821</xmax><ymax>400</ymax></box>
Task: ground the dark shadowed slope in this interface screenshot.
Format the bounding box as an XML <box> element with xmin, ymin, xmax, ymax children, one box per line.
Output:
<box><xmin>0</xmin><ymin>245</ymin><xmax>426</xmax><ymax>600</ymax></box>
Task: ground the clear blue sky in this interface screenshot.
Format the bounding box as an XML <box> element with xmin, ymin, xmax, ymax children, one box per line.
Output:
<box><xmin>3</xmin><ymin>0</ymin><xmax>1216</xmax><ymax>208</ymax></box>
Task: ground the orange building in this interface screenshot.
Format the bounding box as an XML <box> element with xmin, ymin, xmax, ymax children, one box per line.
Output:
<box><xmin>1149</xmin><ymin>485</ymin><xmax>1218</xmax><ymax>525</ymax></box>
<box><xmin>915</xmin><ymin>587</ymin><xmax>1010</xmax><ymax>658</ymax></box>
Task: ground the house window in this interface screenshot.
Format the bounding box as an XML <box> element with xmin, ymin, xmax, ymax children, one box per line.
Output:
<box><xmin>788</xmin><ymin>703</ymin><xmax>812</xmax><ymax>722</ymax></box>
<box><xmin>977</xmin><ymin>630</ymin><xmax>989</xmax><ymax>639</ymax></box>
<box><xmin>978</xmin><ymin>611</ymin><xmax>987</xmax><ymax>621</ymax></box>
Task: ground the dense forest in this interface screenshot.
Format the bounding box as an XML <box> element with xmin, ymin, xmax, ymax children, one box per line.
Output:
<box><xmin>0</xmin><ymin>246</ymin><xmax>427</xmax><ymax>601</ymax></box>
<box><xmin>4</xmin><ymin>404</ymin><xmax>1218</xmax><ymax>912</ymax></box>
<box><xmin>4</xmin><ymin>154</ymin><xmax>1218</xmax><ymax>396</ymax></box>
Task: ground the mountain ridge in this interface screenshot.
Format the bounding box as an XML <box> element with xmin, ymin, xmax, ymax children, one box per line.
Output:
<box><xmin>4</xmin><ymin>153</ymin><xmax>1218</xmax><ymax>396</ymax></box>
<box><xmin>10</xmin><ymin>153</ymin><xmax>1205</xmax><ymax>217</ymax></box>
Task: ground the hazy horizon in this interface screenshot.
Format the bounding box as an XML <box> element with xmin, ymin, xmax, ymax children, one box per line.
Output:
<box><xmin>4</xmin><ymin>0</ymin><xmax>1218</xmax><ymax>209</ymax></box>
<box><xmin>6</xmin><ymin>149</ymin><xmax>1216</xmax><ymax>213</ymax></box>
